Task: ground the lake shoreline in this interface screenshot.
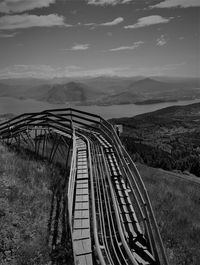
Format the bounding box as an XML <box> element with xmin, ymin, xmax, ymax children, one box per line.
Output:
<box><xmin>1</xmin><ymin>97</ymin><xmax>200</xmax><ymax>119</ymax></box>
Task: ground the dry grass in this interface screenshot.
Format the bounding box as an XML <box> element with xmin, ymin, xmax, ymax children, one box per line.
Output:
<box><xmin>137</xmin><ymin>163</ymin><xmax>200</xmax><ymax>265</ymax></box>
<box><xmin>0</xmin><ymin>144</ymin><xmax>53</xmax><ymax>265</ymax></box>
<box><xmin>1</xmin><ymin>142</ymin><xmax>199</xmax><ymax>264</ymax></box>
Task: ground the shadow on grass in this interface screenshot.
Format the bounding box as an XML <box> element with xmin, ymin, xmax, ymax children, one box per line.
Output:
<box><xmin>1</xmin><ymin>143</ymin><xmax>74</xmax><ymax>265</ymax></box>
<box><xmin>47</xmin><ymin>166</ymin><xmax>73</xmax><ymax>265</ymax></box>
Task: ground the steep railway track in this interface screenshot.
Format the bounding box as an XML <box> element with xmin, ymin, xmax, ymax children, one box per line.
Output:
<box><xmin>0</xmin><ymin>108</ymin><xmax>169</xmax><ymax>265</ymax></box>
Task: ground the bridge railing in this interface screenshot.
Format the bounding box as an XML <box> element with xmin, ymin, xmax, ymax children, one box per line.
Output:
<box><xmin>0</xmin><ymin>108</ymin><xmax>168</xmax><ymax>265</ymax></box>
<box><xmin>50</xmin><ymin>110</ymin><xmax>167</xmax><ymax>263</ymax></box>
<box><xmin>67</xmin><ymin>126</ymin><xmax>77</xmax><ymax>234</ymax></box>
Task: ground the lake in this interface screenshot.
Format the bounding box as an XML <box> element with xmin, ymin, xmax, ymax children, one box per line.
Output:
<box><xmin>1</xmin><ymin>97</ymin><xmax>200</xmax><ymax>119</ymax></box>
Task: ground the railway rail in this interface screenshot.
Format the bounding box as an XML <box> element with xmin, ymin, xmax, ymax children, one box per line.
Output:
<box><xmin>0</xmin><ymin>108</ymin><xmax>169</xmax><ymax>265</ymax></box>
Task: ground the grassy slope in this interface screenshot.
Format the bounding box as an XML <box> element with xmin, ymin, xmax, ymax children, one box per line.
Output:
<box><xmin>0</xmin><ymin>144</ymin><xmax>53</xmax><ymax>265</ymax></box>
<box><xmin>137</xmin><ymin>163</ymin><xmax>200</xmax><ymax>265</ymax></box>
<box><xmin>0</xmin><ymin>142</ymin><xmax>199</xmax><ymax>264</ymax></box>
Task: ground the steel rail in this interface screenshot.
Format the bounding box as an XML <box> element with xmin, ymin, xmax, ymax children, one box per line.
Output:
<box><xmin>81</xmin><ymin>130</ymin><xmax>138</xmax><ymax>265</ymax></box>
<box><xmin>95</xmin><ymin>119</ymin><xmax>167</xmax><ymax>264</ymax></box>
<box><xmin>89</xmin><ymin>135</ymin><xmax>113</xmax><ymax>265</ymax></box>
<box><xmin>93</xmin><ymin>133</ymin><xmax>141</xmax><ymax>265</ymax></box>
<box><xmin>103</xmin><ymin>134</ymin><xmax>156</xmax><ymax>258</ymax></box>
<box><xmin>0</xmin><ymin>108</ymin><xmax>168</xmax><ymax>265</ymax></box>
<box><xmin>89</xmin><ymin>126</ymin><xmax>152</xmax><ymax>243</ymax></box>
<box><xmin>92</xmin><ymin>136</ymin><xmax>126</xmax><ymax>265</ymax></box>
<box><xmin>90</xmin><ymin>137</ymin><xmax>115</xmax><ymax>265</ymax></box>
<box><xmin>81</xmin><ymin>130</ymin><xmax>132</xmax><ymax>265</ymax></box>
<box><xmin>108</xmin><ymin>127</ymin><xmax>168</xmax><ymax>265</ymax></box>
<box><xmin>79</xmin><ymin>133</ymin><xmax>105</xmax><ymax>265</ymax></box>
<box><xmin>102</xmin><ymin>145</ymin><xmax>156</xmax><ymax>264</ymax></box>
<box><xmin>95</xmin><ymin>142</ymin><xmax>131</xmax><ymax>265</ymax></box>
<box><xmin>75</xmin><ymin>118</ymin><xmax>167</xmax><ymax>264</ymax></box>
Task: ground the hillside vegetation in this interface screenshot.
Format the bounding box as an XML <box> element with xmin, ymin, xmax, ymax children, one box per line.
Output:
<box><xmin>138</xmin><ymin>163</ymin><xmax>200</xmax><ymax>265</ymax></box>
<box><xmin>0</xmin><ymin>144</ymin><xmax>53</xmax><ymax>265</ymax></box>
<box><xmin>0</xmin><ymin>144</ymin><xmax>199</xmax><ymax>264</ymax></box>
<box><xmin>112</xmin><ymin>102</ymin><xmax>200</xmax><ymax>178</ymax></box>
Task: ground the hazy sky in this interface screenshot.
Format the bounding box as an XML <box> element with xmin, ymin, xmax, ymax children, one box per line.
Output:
<box><xmin>0</xmin><ymin>0</ymin><xmax>199</xmax><ymax>79</ymax></box>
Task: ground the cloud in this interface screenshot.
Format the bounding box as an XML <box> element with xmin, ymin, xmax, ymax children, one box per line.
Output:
<box><xmin>124</xmin><ymin>15</ymin><xmax>172</xmax><ymax>29</ymax></box>
<box><xmin>82</xmin><ymin>22</ymin><xmax>95</xmax><ymax>27</ymax></box>
<box><xmin>0</xmin><ymin>64</ymin><xmax>78</xmax><ymax>79</ymax></box>
<box><xmin>73</xmin><ymin>66</ymin><xmax>130</xmax><ymax>76</ymax></box>
<box><xmin>0</xmin><ymin>0</ymin><xmax>55</xmax><ymax>14</ymax></box>
<box><xmin>109</xmin><ymin>41</ymin><xmax>144</xmax><ymax>51</ymax></box>
<box><xmin>65</xmin><ymin>44</ymin><xmax>90</xmax><ymax>51</ymax></box>
<box><xmin>101</xmin><ymin>17</ymin><xmax>124</xmax><ymax>26</ymax></box>
<box><xmin>156</xmin><ymin>34</ymin><xmax>167</xmax><ymax>46</ymax></box>
<box><xmin>122</xmin><ymin>0</ymin><xmax>132</xmax><ymax>3</ymax></box>
<box><xmin>135</xmin><ymin>62</ymin><xmax>186</xmax><ymax>76</ymax></box>
<box><xmin>0</xmin><ymin>63</ymin><xmax>187</xmax><ymax>79</ymax></box>
<box><xmin>0</xmin><ymin>64</ymin><xmax>130</xmax><ymax>79</ymax></box>
<box><xmin>151</xmin><ymin>0</ymin><xmax>200</xmax><ymax>8</ymax></box>
<box><xmin>0</xmin><ymin>14</ymin><xmax>69</xmax><ymax>30</ymax></box>
<box><xmin>82</xmin><ymin>17</ymin><xmax>124</xmax><ymax>28</ymax></box>
<box><xmin>0</xmin><ymin>64</ymin><xmax>55</xmax><ymax>79</ymax></box>
<box><xmin>87</xmin><ymin>0</ymin><xmax>133</xmax><ymax>6</ymax></box>
<box><xmin>0</xmin><ymin>31</ymin><xmax>18</xmax><ymax>38</ymax></box>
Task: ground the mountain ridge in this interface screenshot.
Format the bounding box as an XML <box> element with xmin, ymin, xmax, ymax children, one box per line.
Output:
<box><xmin>0</xmin><ymin>76</ymin><xmax>200</xmax><ymax>105</ymax></box>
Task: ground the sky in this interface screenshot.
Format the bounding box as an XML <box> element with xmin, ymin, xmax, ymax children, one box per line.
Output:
<box><xmin>0</xmin><ymin>0</ymin><xmax>199</xmax><ymax>79</ymax></box>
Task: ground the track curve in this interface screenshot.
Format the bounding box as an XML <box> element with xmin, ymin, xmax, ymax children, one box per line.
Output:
<box><xmin>0</xmin><ymin>108</ymin><xmax>169</xmax><ymax>265</ymax></box>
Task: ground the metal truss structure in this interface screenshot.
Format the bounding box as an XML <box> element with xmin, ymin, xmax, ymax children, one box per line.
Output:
<box><xmin>0</xmin><ymin>108</ymin><xmax>169</xmax><ymax>265</ymax></box>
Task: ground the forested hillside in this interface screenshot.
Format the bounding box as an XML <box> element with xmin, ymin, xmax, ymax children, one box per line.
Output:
<box><xmin>112</xmin><ymin>102</ymin><xmax>200</xmax><ymax>177</ymax></box>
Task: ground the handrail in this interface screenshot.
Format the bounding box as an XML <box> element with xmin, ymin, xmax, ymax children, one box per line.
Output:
<box><xmin>0</xmin><ymin>107</ymin><xmax>168</xmax><ymax>265</ymax></box>
<box><xmin>67</xmin><ymin>127</ymin><xmax>76</xmax><ymax>233</ymax></box>
<box><xmin>81</xmin><ymin>134</ymin><xmax>106</xmax><ymax>265</ymax></box>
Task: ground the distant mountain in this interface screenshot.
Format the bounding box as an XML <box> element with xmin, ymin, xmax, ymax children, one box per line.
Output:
<box><xmin>127</xmin><ymin>77</ymin><xmax>177</xmax><ymax>93</ymax></box>
<box><xmin>83</xmin><ymin>76</ymin><xmax>144</xmax><ymax>94</ymax></box>
<box><xmin>0</xmin><ymin>83</ymin><xmax>13</xmax><ymax>96</ymax></box>
<box><xmin>0</xmin><ymin>80</ymin><xmax>106</xmax><ymax>104</ymax></box>
<box><xmin>0</xmin><ymin>80</ymin><xmax>48</xmax><ymax>98</ymax></box>
<box><xmin>97</xmin><ymin>77</ymin><xmax>200</xmax><ymax>105</ymax></box>
<box><xmin>0</xmin><ymin>76</ymin><xmax>199</xmax><ymax>105</ymax></box>
<box><xmin>8</xmin><ymin>75</ymin><xmax>144</xmax><ymax>97</ymax></box>
<box><xmin>40</xmin><ymin>82</ymin><xmax>86</xmax><ymax>103</ymax></box>
<box><xmin>36</xmin><ymin>81</ymin><xmax>104</xmax><ymax>104</ymax></box>
<box><xmin>0</xmin><ymin>78</ymin><xmax>50</xmax><ymax>88</ymax></box>
<box><xmin>153</xmin><ymin>76</ymin><xmax>200</xmax><ymax>87</ymax></box>
<box><xmin>0</xmin><ymin>75</ymin><xmax>199</xmax><ymax>88</ymax></box>
<box><xmin>23</xmin><ymin>84</ymin><xmax>53</xmax><ymax>99</ymax></box>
